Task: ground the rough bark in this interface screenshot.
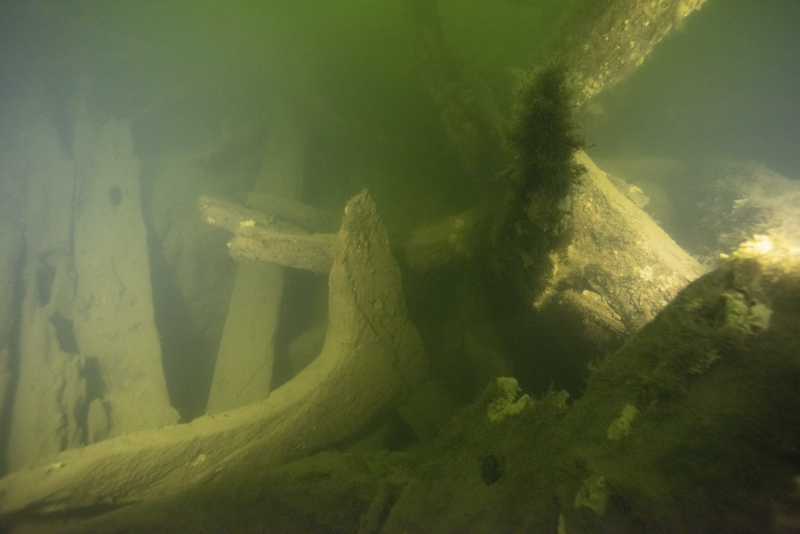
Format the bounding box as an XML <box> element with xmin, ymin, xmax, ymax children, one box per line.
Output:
<box><xmin>198</xmin><ymin>195</ymin><xmax>337</xmax><ymax>274</ymax></box>
<box><xmin>559</xmin><ymin>0</ymin><xmax>709</xmax><ymax>107</ymax></box>
<box><xmin>539</xmin><ymin>151</ymin><xmax>707</xmax><ymax>336</ymax></box>
<box><xmin>0</xmin><ymin>190</ymin><xmax>427</xmax><ymax>519</ymax></box>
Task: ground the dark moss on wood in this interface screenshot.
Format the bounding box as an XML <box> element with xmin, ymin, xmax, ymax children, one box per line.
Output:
<box><xmin>491</xmin><ymin>62</ymin><xmax>587</xmax><ymax>304</ymax></box>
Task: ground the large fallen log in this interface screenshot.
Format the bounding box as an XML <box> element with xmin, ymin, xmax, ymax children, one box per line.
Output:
<box><xmin>0</xmin><ymin>190</ymin><xmax>427</xmax><ymax>518</ymax></box>
<box><xmin>539</xmin><ymin>151</ymin><xmax>708</xmax><ymax>337</ymax></box>
<box><xmin>37</xmin><ymin>237</ymin><xmax>800</xmax><ymax>533</ymax></box>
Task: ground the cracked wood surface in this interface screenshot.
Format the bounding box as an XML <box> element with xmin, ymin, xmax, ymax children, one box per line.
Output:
<box><xmin>0</xmin><ymin>190</ymin><xmax>427</xmax><ymax>517</ymax></box>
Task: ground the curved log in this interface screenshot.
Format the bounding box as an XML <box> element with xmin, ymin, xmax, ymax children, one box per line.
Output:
<box><xmin>0</xmin><ymin>190</ymin><xmax>427</xmax><ymax>519</ymax></box>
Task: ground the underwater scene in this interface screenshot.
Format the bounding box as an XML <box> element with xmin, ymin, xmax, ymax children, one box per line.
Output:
<box><xmin>0</xmin><ymin>0</ymin><xmax>798</xmax><ymax>532</ymax></box>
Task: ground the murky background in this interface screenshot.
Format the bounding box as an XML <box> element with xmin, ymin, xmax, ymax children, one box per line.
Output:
<box><xmin>0</xmin><ymin>0</ymin><xmax>797</xmax><ymax>476</ymax></box>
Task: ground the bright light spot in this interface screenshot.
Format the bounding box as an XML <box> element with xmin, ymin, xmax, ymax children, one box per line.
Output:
<box><xmin>733</xmin><ymin>234</ymin><xmax>774</xmax><ymax>257</ymax></box>
<box><xmin>732</xmin><ymin>233</ymin><xmax>800</xmax><ymax>277</ymax></box>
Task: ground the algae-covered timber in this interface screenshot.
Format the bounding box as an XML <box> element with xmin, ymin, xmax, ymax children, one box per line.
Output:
<box><xmin>51</xmin><ymin>246</ymin><xmax>800</xmax><ymax>533</ymax></box>
<box><xmin>378</xmin><ymin>251</ymin><xmax>800</xmax><ymax>532</ymax></box>
<box><xmin>491</xmin><ymin>62</ymin><xmax>587</xmax><ymax>306</ymax></box>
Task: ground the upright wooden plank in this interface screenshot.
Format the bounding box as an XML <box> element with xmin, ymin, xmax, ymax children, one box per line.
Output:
<box><xmin>6</xmin><ymin>112</ymin><xmax>86</xmax><ymax>471</ymax></box>
<box><xmin>206</xmin><ymin>108</ymin><xmax>306</xmax><ymax>414</ymax></box>
<box><xmin>71</xmin><ymin>117</ymin><xmax>179</xmax><ymax>439</ymax></box>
